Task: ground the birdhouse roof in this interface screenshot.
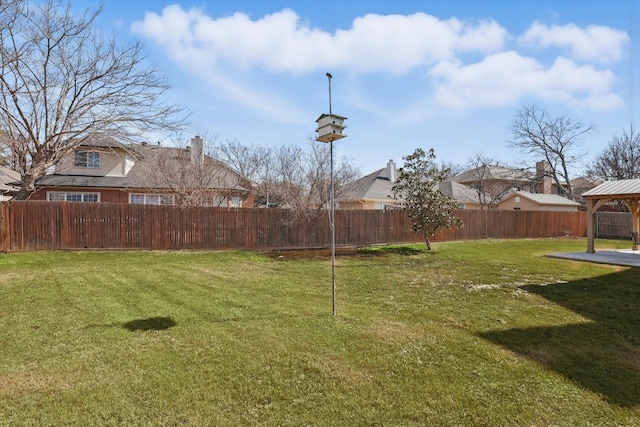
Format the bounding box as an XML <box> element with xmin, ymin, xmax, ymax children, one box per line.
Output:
<box><xmin>316</xmin><ymin>113</ymin><xmax>347</xmax><ymax>122</ymax></box>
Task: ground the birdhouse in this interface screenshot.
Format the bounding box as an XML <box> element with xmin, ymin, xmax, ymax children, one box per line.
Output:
<box><xmin>315</xmin><ymin>113</ymin><xmax>347</xmax><ymax>143</ymax></box>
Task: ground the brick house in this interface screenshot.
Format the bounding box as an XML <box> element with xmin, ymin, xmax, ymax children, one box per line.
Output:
<box><xmin>31</xmin><ymin>135</ymin><xmax>254</xmax><ymax>207</ymax></box>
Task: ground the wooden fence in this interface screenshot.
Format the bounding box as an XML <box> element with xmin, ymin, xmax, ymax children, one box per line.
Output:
<box><xmin>0</xmin><ymin>201</ymin><xmax>590</xmax><ymax>252</ymax></box>
<box><xmin>594</xmin><ymin>212</ymin><xmax>633</xmax><ymax>239</ymax></box>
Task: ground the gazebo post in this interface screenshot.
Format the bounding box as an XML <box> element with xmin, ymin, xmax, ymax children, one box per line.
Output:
<box><xmin>587</xmin><ymin>198</ymin><xmax>595</xmax><ymax>253</ymax></box>
<box><xmin>627</xmin><ymin>199</ymin><xmax>640</xmax><ymax>250</ymax></box>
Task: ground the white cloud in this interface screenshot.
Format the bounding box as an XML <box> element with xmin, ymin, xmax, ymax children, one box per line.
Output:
<box><xmin>131</xmin><ymin>6</ymin><xmax>626</xmax><ymax>122</ymax></box>
<box><xmin>519</xmin><ymin>21</ymin><xmax>629</xmax><ymax>64</ymax></box>
<box><xmin>430</xmin><ymin>52</ymin><xmax>622</xmax><ymax>111</ymax></box>
<box><xmin>132</xmin><ymin>6</ymin><xmax>507</xmax><ymax>74</ymax></box>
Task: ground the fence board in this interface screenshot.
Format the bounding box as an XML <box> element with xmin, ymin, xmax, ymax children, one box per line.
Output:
<box><xmin>1</xmin><ymin>201</ymin><xmax>593</xmax><ymax>252</ymax></box>
<box><xmin>595</xmin><ymin>212</ymin><xmax>631</xmax><ymax>238</ymax></box>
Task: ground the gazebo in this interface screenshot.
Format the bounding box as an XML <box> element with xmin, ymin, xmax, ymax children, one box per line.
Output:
<box><xmin>582</xmin><ymin>179</ymin><xmax>640</xmax><ymax>253</ymax></box>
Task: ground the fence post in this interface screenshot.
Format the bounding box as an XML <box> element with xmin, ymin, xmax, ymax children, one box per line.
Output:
<box><xmin>0</xmin><ymin>202</ymin><xmax>9</xmax><ymax>252</ymax></box>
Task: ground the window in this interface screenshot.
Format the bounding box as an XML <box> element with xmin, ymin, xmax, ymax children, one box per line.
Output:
<box><xmin>47</xmin><ymin>192</ymin><xmax>99</xmax><ymax>202</ymax></box>
<box><xmin>129</xmin><ymin>193</ymin><xmax>174</xmax><ymax>205</ymax></box>
<box><xmin>212</xmin><ymin>195</ymin><xmax>226</xmax><ymax>207</ymax></box>
<box><xmin>207</xmin><ymin>195</ymin><xmax>243</xmax><ymax>208</ymax></box>
<box><xmin>74</xmin><ymin>151</ymin><xmax>101</xmax><ymax>168</ymax></box>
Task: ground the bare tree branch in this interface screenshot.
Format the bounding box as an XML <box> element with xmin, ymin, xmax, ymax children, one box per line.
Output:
<box><xmin>0</xmin><ymin>0</ymin><xmax>187</xmax><ymax>199</ymax></box>
<box><xmin>587</xmin><ymin>124</ymin><xmax>640</xmax><ymax>181</ymax></box>
<box><xmin>509</xmin><ymin>105</ymin><xmax>594</xmax><ymax>200</ymax></box>
<box><xmin>214</xmin><ymin>137</ymin><xmax>360</xmax><ymax>210</ymax></box>
<box><xmin>460</xmin><ymin>153</ymin><xmax>532</xmax><ymax>208</ymax></box>
<box><xmin>137</xmin><ymin>136</ymin><xmax>250</xmax><ymax>207</ymax></box>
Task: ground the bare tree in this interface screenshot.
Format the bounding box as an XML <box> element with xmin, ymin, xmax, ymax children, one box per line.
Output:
<box><xmin>214</xmin><ymin>138</ymin><xmax>272</xmax><ymax>182</ymax></box>
<box><xmin>139</xmin><ymin>136</ymin><xmax>250</xmax><ymax>207</ymax></box>
<box><xmin>213</xmin><ymin>138</ymin><xmax>276</xmax><ymax>207</ymax></box>
<box><xmin>270</xmin><ymin>144</ymin><xmax>307</xmax><ymax>209</ymax></box>
<box><xmin>459</xmin><ymin>153</ymin><xmax>532</xmax><ymax>208</ymax></box>
<box><xmin>305</xmin><ymin>137</ymin><xmax>360</xmax><ymax>210</ymax></box>
<box><xmin>437</xmin><ymin>160</ymin><xmax>465</xmax><ymax>180</ymax></box>
<box><xmin>509</xmin><ymin>105</ymin><xmax>594</xmax><ymax>200</ymax></box>
<box><xmin>214</xmin><ymin>137</ymin><xmax>360</xmax><ymax>209</ymax></box>
<box><xmin>267</xmin><ymin>139</ymin><xmax>359</xmax><ymax>210</ymax></box>
<box><xmin>0</xmin><ymin>0</ymin><xmax>186</xmax><ymax>199</ymax></box>
<box><xmin>587</xmin><ymin>124</ymin><xmax>640</xmax><ymax>180</ymax></box>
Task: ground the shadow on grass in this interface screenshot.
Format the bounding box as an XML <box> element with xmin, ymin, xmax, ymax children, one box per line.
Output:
<box><xmin>123</xmin><ymin>316</ymin><xmax>176</xmax><ymax>332</ymax></box>
<box><xmin>480</xmin><ymin>268</ymin><xmax>640</xmax><ymax>407</ymax></box>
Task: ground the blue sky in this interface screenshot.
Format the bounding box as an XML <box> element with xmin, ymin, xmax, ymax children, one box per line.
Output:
<box><xmin>84</xmin><ymin>0</ymin><xmax>637</xmax><ymax>175</ymax></box>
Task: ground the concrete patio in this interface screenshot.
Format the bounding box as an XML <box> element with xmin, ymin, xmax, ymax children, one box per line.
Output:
<box><xmin>546</xmin><ymin>249</ymin><xmax>640</xmax><ymax>268</ymax></box>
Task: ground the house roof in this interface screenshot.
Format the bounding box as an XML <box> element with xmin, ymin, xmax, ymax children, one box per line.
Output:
<box><xmin>582</xmin><ymin>179</ymin><xmax>640</xmax><ymax>198</ymax></box>
<box><xmin>36</xmin><ymin>144</ymin><xmax>251</xmax><ymax>192</ymax></box>
<box><xmin>337</xmin><ymin>166</ymin><xmax>479</xmax><ymax>205</ymax></box>
<box><xmin>337</xmin><ymin>167</ymin><xmax>394</xmax><ymax>202</ymax></box>
<box><xmin>570</xmin><ymin>176</ymin><xmax>601</xmax><ymax>188</ymax></box>
<box><xmin>438</xmin><ymin>181</ymin><xmax>480</xmax><ymax>204</ymax></box>
<box><xmin>0</xmin><ymin>165</ymin><xmax>20</xmax><ymax>194</ymax></box>
<box><xmin>77</xmin><ymin>135</ymin><xmax>129</xmax><ymax>149</ymax></box>
<box><xmin>452</xmin><ymin>165</ymin><xmax>533</xmax><ymax>183</ymax></box>
<box><xmin>502</xmin><ymin>191</ymin><xmax>581</xmax><ymax>207</ymax></box>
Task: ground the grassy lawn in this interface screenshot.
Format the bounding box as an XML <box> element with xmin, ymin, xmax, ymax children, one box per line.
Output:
<box><xmin>1</xmin><ymin>238</ymin><xmax>640</xmax><ymax>426</ymax></box>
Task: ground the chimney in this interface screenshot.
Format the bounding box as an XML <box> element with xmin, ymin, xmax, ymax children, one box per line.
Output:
<box><xmin>191</xmin><ymin>135</ymin><xmax>204</xmax><ymax>164</ymax></box>
<box><xmin>387</xmin><ymin>159</ymin><xmax>397</xmax><ymax>182</ymax></box>
<box><xmin>536</xmin><ymin>161</ymin><xmax>552</xmax><ymax>194</ymax></box>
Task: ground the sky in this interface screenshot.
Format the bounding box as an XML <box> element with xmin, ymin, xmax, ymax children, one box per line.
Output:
<box><xmin>81</xmin><ymin>0</ymin><xmax>638</xmax><ymax>176</ymax></box>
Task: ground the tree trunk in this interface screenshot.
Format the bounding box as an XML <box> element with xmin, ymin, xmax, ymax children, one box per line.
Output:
<box><xmin>13</xmin><ymin>174</ymin><xmax>37</xmax><ymax>200</ymax></box>
<box><xmin>423</xmin><ymin>229</ymin><xmax>431</xmax><ymax>251</ymax></box>
<box><xmin>14</xmin><ymin>187</ymin><xmax>33</xmax><ymax>201</ymax></box>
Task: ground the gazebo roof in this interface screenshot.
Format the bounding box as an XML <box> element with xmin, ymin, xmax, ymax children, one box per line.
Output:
<box><xmin>583</xmin><ymin>178</ymin><xmax>640</xmax><ymax>254</ymax></box>
<box><xmin>583</xmin><ymin>179</ymin><xmax>640</xmax><ymax>198</ymax></box>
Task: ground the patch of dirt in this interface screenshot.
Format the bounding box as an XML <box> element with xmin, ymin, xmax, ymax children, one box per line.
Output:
<box><xmin>265</xmin><ymin>245</ymin><xmax>428</xmax><ymax>260</ymax></box>
<box><xmin>266</xmin><ymin>248</ymin><xmax>359</xmax><ymax>260</ymax></box>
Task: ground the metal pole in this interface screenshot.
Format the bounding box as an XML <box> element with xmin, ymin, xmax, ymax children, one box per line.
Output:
<box><xmin>331</xmin><ymin>139</ymin><xmax>336</xmax><ymax>316</ymax></box>
<box><xmin>327</xmin><ymin>72</ymin><xmax>333</xmax><ymax>114</ymax></box>
<box><xmin>326</xmin><ymin>72</ymin><xmax>336</xmax><ymax>316</ymax></box>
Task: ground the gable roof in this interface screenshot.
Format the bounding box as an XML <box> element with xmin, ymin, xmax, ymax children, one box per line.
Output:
<box><xmin>452</xmin><ymin>165</ymin><xmax>533</xmax><ymax>183</ymax></box>
<box><xmin>438</xmin><ymin>181</ymin><xmax>480</xmax><ymax>204</ymax></box>
<box><xmin>337</xmin><ymin>167</ymin><xmax>394</xmax><ymax>202</ymax></box>
<box><xmin>582</xmin><ymin>179</ymin><xmax>640</xmax><ymax>198</ymax></box>
<box><xmin>570</xmin><ymin>176</ymin><xmax>601</xmax><ymax>188</ymax></box>
<box><xmin>36</xmin><ymin>143</ymin><xmax>251</xmax><ymax>192</ymax></box>
<box><xmin>502</xmin><ymin>190</ymin><xmax>581</xmax><ymax>207</ymax></box>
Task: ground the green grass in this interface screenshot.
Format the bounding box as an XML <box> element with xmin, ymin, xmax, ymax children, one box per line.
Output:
<box><xmin>1</xmin><ymin>238</ymin><xmax>640</xmax><ymax>425</ymax></box>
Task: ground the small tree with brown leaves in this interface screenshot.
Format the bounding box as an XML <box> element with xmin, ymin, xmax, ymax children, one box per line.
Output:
<box><xmin>392</xmin><ymin>148</ymin><xmax>462</xmax><ymax>250</ymax></box>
